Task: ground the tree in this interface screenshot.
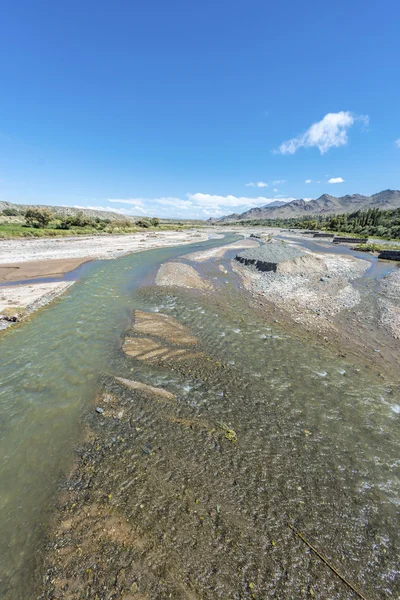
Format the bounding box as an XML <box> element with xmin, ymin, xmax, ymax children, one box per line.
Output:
<box><xmin>136</xmin><ymin>219</ymin><xmax>151</xmax><ymax>228</ymax></box>
<box><xmin>150</xmin><ymin>217</ymin><xmax>160</xmax><ymax>227</ymax></box>
<box><xmin>2</xmin><ymin>207</ymin><xmax>19</xmax><ymax>216</ymax></box>
<box><xmin>25</xmin><ymin>208</ymin><xmax>53</xmax><ymax>228</ymax></box>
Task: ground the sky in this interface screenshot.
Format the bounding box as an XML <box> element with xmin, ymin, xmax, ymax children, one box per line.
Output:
<box><xmin>1</xmin><ymin>0</ymin><xmax>399</xmax><ymax>220</ymax></box>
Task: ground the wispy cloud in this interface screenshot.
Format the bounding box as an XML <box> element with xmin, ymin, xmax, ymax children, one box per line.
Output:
<box><xmin>245</xmin><ymin>181</ymin><xmax>268</xmax><ymax>188</ymax></box>
<box><xmin>395</xmin><ymin>138</ymin><xmax>400</xmax><ymax>148</ymax></box>
<box><xmin>272</xmin><ymin>179</ymin><xmax>286</xmax><ymax>185</ymax></box>
<box><xmin>305</xmin><ymin>179</ymin><xmax>312</xmax><ymax>184</ymax></box>
<box><xmin>276</xmin><ymin>111</ymin><xmax>368</xmax><ymax>155</ymax></box>
<box><xmin>74</xmin><ymin>205</ymin><xmax>142</xmax><ymax>215</ymax></box>
<box><xmin>107</xmin><ymin>192</ymin><xmax>297</xmax><ymax>219</ymax></box>
<box><xmin>188</xmin><ymin>192</ymin><xmax>273</xmax><ymax>208</ymax></box>
<box><xmin>328</xmin><ymin>177</ymin><xmax>344</xmax><ymax>184</ymax></box>
<box><xmin>108</xmin><ymin>198</ymin><xmax>144</xmax><ymax>206</ymax></box>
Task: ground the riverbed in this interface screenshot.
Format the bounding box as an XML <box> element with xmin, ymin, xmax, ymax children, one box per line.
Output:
<box><xmin>1</xmin><ymin>233</ymin><xmax>399</xmax><ymax>599</ymax></box>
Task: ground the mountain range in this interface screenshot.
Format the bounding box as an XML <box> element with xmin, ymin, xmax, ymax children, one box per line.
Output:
<box><xmin>216</xmin><ymin>189</ymin><xmax>400</xmax><ymax>223</ymax></box>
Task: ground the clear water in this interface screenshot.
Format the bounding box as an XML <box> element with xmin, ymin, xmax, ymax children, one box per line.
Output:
<box><xmin>0</xmin><ymin>235</ymin><xmax>238</xmax><ymax>598</ymax></box>
<box><xmin>1</xmin><ymin>234</ymin><xmax>399</xmax><ymax>598</ymax></box>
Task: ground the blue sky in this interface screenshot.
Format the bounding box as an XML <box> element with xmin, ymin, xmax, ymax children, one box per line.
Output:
<box><xmin>1</xmin><ymin>0</ymin><xmax>399</xmax><ymax>219</ymax></box>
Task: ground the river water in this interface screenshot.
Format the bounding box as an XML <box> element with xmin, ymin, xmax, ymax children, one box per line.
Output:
<box><xmin>0</xmin><ymin>235</ymin><xmax>237</xmax><ymax>598</ymax></box>
<box><xmin>1</xmin><ymin>234</ymin><xmax>399</xmax><ymax>599</ymax></box>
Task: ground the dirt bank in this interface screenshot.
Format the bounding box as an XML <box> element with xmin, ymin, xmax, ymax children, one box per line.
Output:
<box><xmin>0</xmin><ymin>257</ymin><xmax>91</xmax><ymax>283</ymax></box>
<box><xmin>0</xmin><ymin>282</ymin><xmax>74</xmax><ymax>330</ymax></box>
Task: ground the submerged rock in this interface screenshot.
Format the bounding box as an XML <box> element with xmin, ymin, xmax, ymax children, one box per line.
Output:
<box><xmin>123</xmin><ymin>336</ymin><xmax>201</xmax><ymax>362</ymax></box>
<box><xmin>115</xmin><ymin>376</ymin><xmax>176</xmax><ymax>401</ymax></box>
<box><xmin>133</xmin><ymin>310</ymin><xmax>198</xmax><ymax>346</ymax></box>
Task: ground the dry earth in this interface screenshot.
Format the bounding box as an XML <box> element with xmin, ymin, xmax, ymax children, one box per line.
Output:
<box><xmin>0</xmin><ymin>257</ymin><xmax>91</xmax><ymax>283</ymax></box>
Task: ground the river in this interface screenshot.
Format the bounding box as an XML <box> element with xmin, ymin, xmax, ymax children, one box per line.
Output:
<box><xmin>0</xmin><ymin>234</ymin><xmax>399</xmax><ymax>599</ymax></box>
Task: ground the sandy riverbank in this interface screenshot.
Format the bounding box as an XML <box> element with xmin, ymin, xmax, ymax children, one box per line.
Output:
<box><xmin>0</xmin><ymin>230</ymin><xmax>210</xmax><ymax>265</ymax></box>
<box><xmin>0</xmin><ymin>229</ymin><xmax>212</xmax><ymax>329</ymax></box>
<box><xmin>0</xmin><ymin>257</ymin><xmax>92</xmax><ymax>283</ymax></box>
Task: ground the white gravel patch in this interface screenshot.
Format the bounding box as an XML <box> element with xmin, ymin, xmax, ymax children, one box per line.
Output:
<box><xmin>232</xmin><ymin>250</ymin><xmax>367</xmax><ymax>333</ymax></box>
<box><xmin>380</xmin><ymin>269</ymin><xmax>400</xmax><ymax>299</ymax></box>
<box><xmin>315</xmin><ymin>254</ymin><xmax>369</xmax><ymax>278</ymax></box>
<box><xmin>0</xmin><ymin>230</ymin><xmax>209</xmax><ymax>264</ymax></box>
<box><xmin>379</xmin><ymin>299</ymin><xmax>400</xmax><ymax>339</ymax></box>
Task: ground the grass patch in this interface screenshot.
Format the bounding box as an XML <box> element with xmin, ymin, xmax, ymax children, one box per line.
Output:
<box><xmin>0</xmin><ymin>222</ymin><xmax>190</xmax><ymax>239</ymax></box>
<box><xmin>355</xmin><ymin>242</ymin><xmax>400</xmax><ymax>253</ymax></box>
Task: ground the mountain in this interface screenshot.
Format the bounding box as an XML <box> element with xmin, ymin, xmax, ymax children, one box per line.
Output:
<box><xmin>217</xmin><ymin>190</ymin><xmax>400</xmax><ymax>222</ymax></box>
<box><xmin>219</xmin><ymin>200</ymin><xmax>289</xmax><ymax>223</ymax></box>
<box><xmin>262</xmin><ymin>200</ymin><xmax>288</xmax><ymax>208</ymax></box>
<box><xmin>0</xmin><ymin>200</ymin><xmax>139</xmax><ymax>222</ymax></box>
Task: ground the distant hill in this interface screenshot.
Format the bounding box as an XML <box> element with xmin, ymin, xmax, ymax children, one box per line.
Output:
<box><xmin>217</xmin><ymin>190</ymin><xmax>400</xmax><ymax>222</ymax></box>
<box><xmin>0</xmin><ymin>201</ymin><xmax>203</xmax><ymax>225</ymax></box>
<box><xmin>0</xmin><ymin>201</ymin><xmax>139</xmax><ymax>222</ymax></box>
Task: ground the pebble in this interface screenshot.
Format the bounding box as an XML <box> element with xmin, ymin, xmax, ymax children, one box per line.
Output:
<box><xmin>95</xmin><ymin>407</ymin><xmax>104</xmax><ymax>414</ymax></box>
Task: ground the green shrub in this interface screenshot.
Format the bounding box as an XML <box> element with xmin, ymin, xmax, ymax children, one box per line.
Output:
<box><xmin>2</xmin><ymin>207</ymin><xmax>20</xmax><ymax>216</ymax></box>
<box><xmin>25</xmin><ymin>208</ymin><xmax>53</xmax><ymax>228</ymax></box>
<box><xmin>136</xmin><ymin>219</ymin><xmax>151</xmax><ymax>228</ymax></box>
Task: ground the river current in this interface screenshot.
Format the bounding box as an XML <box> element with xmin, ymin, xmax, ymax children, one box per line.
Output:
<box><xmin>0</xmin><ymin>234</ymin><xmax>399</xmax><ymax>599</ymax></box>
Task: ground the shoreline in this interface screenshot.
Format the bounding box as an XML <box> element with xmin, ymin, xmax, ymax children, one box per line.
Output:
<box><xmin>0</xmin><ymin>229</ymin><xmax>213</xmax><ymax>329</ymax></box>
<box><xmin>0</xmin><ymin>257</ymin><xmax>92</xmax><ymax>284</ymax></box>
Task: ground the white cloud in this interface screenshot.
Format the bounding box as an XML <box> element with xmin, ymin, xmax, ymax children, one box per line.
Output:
<box><xmin>105</xmin><ymin>191</ymin><xmax>299</xmax><ymax>219</ymax></box>
<box><xmin>328</xmin><ymin>177</ymin><xmax>344</xmax><ymax>184</ymax></box>
<box><xmin>245</xmin><ymin>181</ymin><xmax>268</xmax><ymax>188</ymax></box>
<box><xmin>74</xmin><ymin>205</ymin><xmax>144</xmax><ymax>215</ymax></box>
<box><xmin>154</xmin><ymin>197</ymin><xmax>192</xmax><ymax>210</ymax></box>
<box><xmin>187</xmin><ymin>192</ymin><xmax>281</xmax><ymax>208</ymax></box>
<box><xmin>395</xmin><ymin>138</ymin><xmax>400</xmax><ymax>148</ymax></box>
<box><xmin>305</xmin><ymin>179</ymin><xmax>312</xmax><ymax>184</ymax></box>
<box><xmin>272</xmin><ymin>179</ymin><xmax>286</xmax><ymax>185</ymax></box>
<box><xmin>276</xmin><ymin>111</ymin><xmax>368</xmax><ymax>155</ymax></box>
<box><xmin>108</xmin><ymin>198</ymin><xmax>145</xmax><ymax>206</ymax></box>
<box><xmin>273</xmin><ymin>188</ymin><xmax>278</xmax><ymax>192</ymax></box>
<box><xmin>274</xmin><ymin>194</ymin><xmax>296</xmax><ymax>202</ymax></box>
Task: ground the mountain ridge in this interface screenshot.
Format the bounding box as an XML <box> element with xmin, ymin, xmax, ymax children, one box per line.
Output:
<box><xmin>216</xmin><ymin>189</ymin><xmax>400</xmax><ymax>222</ymax></box>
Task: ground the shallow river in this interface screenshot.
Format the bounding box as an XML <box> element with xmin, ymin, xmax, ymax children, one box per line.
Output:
<box><xmin>0</xmin><ymin>235</ymin><xmax>237</xmax><ymax>598</ymax></box>
<box><xmin>0</xmin><ymin>234</ymin><xmax>399</xmax><ymax>599</ymax></box>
